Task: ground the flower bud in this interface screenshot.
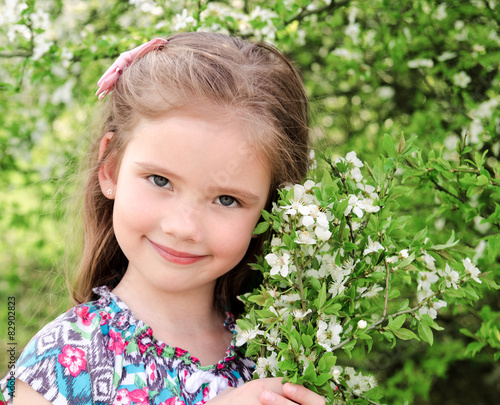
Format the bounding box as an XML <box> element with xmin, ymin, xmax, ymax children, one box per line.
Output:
<box><xmin>357</xmin><ymin>320</ymin><xmax>368</xmax><ymax>329</ymax></box>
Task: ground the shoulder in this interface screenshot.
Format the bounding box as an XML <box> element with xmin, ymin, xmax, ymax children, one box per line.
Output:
<box><xmin>3</xmin><ymin>296</ymin><xmax>120</xmax><ymax>405</ymax></box>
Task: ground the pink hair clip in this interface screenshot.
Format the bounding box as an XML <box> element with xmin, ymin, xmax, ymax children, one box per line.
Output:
<box><xmin>96</xmin><ymin>37</ymin><xmax>168</xmax><ymax>100</ymax></box>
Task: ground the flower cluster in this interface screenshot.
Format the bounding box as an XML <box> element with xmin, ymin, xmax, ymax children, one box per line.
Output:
<box><xmin>236</xmin><ymin>148</ymin><xmax>485</xmax><ymax>403</ymax></box>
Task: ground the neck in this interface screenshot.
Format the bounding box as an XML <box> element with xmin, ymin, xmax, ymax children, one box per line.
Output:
<box><xmin>112</xmin><ymin>270</ymin><xmax>223</xmax><ymax>334</ymax></box>
<box><xmin>111</xmin><ymin>269</ymin><xmax>233</xmax><ymax>366</ymax></box>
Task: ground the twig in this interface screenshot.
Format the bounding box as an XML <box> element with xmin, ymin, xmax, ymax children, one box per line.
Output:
<box><xmin>284</xmin><ymin>0</ymin><xmax>351</xmax><ymax>26</ymax></box>
<box><xmin>0</xmin><ymin>52</ymin><xmax>33</xmax><ymax>58</ymax></box>
<box><xmin>430</xmin><ymin>178</ymin><xmax>467</xmax><ymax>203</ymax></box>
<box><xmin>294</xmin><ymin>255</ymin><xmax>307</xmax><ymax>312</ymax></box>
<box><xmin>382</xmin><ymin>260</ymin><xmax>390</xmax><ymax>318</ymax></box>
<box><xmin>330</xmin><ymin>290</ymin><xmax>442</xmax><ymax>352</ymax></box>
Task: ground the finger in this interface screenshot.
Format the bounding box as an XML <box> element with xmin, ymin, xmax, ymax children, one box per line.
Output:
<box><xmin>282</xmin><ymin>383</ymin><xmax>326</xmax><ymax>405</ymax></box>
<box><xmin>260</xmin><ymin>390</ymin><xmax>298</xmax><ymax>405</ymax></box>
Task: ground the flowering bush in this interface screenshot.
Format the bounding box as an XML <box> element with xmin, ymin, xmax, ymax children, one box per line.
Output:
<box><xmin>236</xmin><ymin>136</ymin><xmax>490</xmax><ymax>403</ymax></box>
<box><xmin>1</xmin><ymin>0</ymin><xmax>499</xmax><ymax>402</ymax></box>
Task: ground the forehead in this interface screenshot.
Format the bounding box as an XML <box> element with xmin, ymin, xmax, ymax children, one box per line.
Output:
<box><xmin>122</xmin><ymin>112</ymin><xmax>271</xmax><ymax>194</ymax></box>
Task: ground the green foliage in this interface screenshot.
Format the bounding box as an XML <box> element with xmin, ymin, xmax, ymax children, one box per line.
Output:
<box><xmin>1</xmin><ymin>0</ymin><xmax>499</xmax><ymax>403</ymax></box>
<box><xmin>237</xmin><ymin>142</ymin><xmax>493</xmax><ymax>403</ymax></box>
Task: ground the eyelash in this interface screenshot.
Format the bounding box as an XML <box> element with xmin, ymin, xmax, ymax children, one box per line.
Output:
<box><xmin>146</xmin><ymin>175</ymin><xmax>241</xmax><ymax>208</ymax></box>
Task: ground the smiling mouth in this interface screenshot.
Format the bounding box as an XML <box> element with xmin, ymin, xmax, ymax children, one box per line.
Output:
<box><xmin>148</xmin><ymin>239</ymin><xmax>208</xmax><ymax>265</ymax></box>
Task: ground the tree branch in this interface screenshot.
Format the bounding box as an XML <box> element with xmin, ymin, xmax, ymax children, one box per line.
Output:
<box><xmin>284</xmin><ymin>0</ymin><xmax>351</xmax><ymax>26</ymax></box>
<box><xmin>430</xmin><ymin>178</ymin><xmax>467</xmax><ymax>203</ymax></box>
<box><xmin>0</xmin><ymin>52</ymin><xmax>33</xmax><ymax>58</ymax></box>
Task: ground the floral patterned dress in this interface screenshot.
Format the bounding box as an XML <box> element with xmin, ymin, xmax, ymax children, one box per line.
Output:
<box><xmin>0</xmin><ymin>286</ymin><xmax>255</xmax><ymax>405</ymax></box>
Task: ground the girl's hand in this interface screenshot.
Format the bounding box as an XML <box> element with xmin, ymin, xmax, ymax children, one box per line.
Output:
<box><xmin>207</xmin><ymin>378</ymin><xmax>326</xmax><ymax>405</ymax></box>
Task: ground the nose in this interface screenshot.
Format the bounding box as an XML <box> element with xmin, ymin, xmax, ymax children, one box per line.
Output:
<box><xmin>160</xmin><ymin>199</ymin><xmax>204</xmax><ymax>243</ymax></box>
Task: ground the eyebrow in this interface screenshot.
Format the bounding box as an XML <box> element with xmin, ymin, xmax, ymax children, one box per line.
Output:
<box><xmin>137</xmin><ymin>162</ymin><xmax>182</xmax><ymax>180</ymax></box>
<box><xmin>136</xmin><ymin>162</ymin><xmax>262</xmax><ymax>202</ymax></box>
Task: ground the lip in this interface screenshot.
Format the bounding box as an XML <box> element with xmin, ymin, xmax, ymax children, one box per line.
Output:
<box><xmin>148</xmin><ymin>239</ymin><xmax>208</xmax><ymax>265</ymax></box>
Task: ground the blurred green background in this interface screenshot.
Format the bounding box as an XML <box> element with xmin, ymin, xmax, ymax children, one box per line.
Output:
<box><xmin>1</xmin><ymin>0</ymin><xmax>499</xmax><ymax>403</ymax></box>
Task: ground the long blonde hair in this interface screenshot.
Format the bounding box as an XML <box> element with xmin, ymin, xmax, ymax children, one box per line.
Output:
<box><xmin>72</xmin><ymin>32</ymin><xmax>310</xmax><ymax>314</ymax></box>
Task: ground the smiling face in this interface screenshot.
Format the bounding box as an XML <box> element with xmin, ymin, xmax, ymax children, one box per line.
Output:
<box><xmin>99</xmin><ymin>113</ymin><xmax>271</xmax><ymax>298</ymax></box>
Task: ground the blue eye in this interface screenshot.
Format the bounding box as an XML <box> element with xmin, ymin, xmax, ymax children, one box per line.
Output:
<box><xmin>218</xmin><ymin>195</ymin><xmax>238</xmax><ymax>207</ymax></box>
<box><xmin>148</xmin><ymin>175</ymin><xmax>171</xmax><ymax>188</ymax></box>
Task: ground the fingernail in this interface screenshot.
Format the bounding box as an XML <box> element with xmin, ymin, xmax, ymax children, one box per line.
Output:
<box><xmin>262</xmin><ymin>390</ymin><xmax>276</xmax><ymax>402</ymax></box>
<box><xmin>285</xmin><ymin>383</ymin><xmax>297</xmax><ymax>394</ymax></box>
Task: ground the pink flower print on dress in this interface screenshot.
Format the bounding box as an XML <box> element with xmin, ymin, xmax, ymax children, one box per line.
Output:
<box><xmin>175</xmin><ymin>347</ymin><xmax>188</xmax><ymax>359</ymax></box>
<box><xmin>202</xmin><ymin>385</ymin><xmax>210</xmax><ymax>401</ymax></box>
<box><xmin>129</xmin><ymin>387</ymin><xmax>149</xmax><ymax>405</ymax></box>
<box><xmin>137</xmin><ymin>327</ymin><xmax>154</xmax><ymax>354</ymax></box>
<box><xmin>75</xmin><ymin>305</ymin><xmax>96</xmax><ymax>326</ymax></box>
<box><xmin>161</xmin><ymin>397</ymin><xmax>187</xmax><ymax>405</ymax></box>
<box><xmin>108</xmin><ymin>329</ymin><xmax>127</xmax><ymax>355</ymax></box>
<box><xmin>117</xmin><ymin>314</ymin><xmax>127</xmax><ymax>327</ymax></box>
<box><xmin>146</xmin><ymin>362</ymin><xmax>157</xmax><ymax>381</ymax></box>
<box><xmin>100</xmin><ymin>311</ymin><xmax>111</xmax><ymax>325</ymax></box>
<box><xmin>58</xmin><ymin>345</ymin><xmax>87</xmax><ymax>377</ymax></box>
<box><xmin>113</xmin><ymin>388</ymin><xmax>131</xmax><ymax>405</ymax></box>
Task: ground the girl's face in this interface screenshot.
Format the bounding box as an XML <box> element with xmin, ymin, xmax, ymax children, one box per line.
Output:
<box><xmin>100</xmin><ymin>113</ymin><xmax>270</xmax><ymax>297</ymax></box>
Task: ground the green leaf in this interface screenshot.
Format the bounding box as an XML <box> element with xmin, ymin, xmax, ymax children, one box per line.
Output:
<box><xmin>317</xmin><ymin>352</ymin><xmax>336</xmax><ymax>371</ymax></box>
<box><xmin>418</xmin><ymin>322</ymin><xmax>434</xmax><ymax>345</ymax></box>
<box><xmin>315</xmin><ymin>373</ymin><xmax>332</xmax><ymax>386</ymax></box>
<box><xmin>398</xmin><ymin>299</ymin><xmax>410</xmax><ymax>311</ymax></box>
<box><xmin>323</xmin><ymin>302</ymin><xmax>342</xmax><ymax>315</ymax></box>
<box><xmin>476</xmin><ymin>174</ymin><xmax>489</xmax><ymax>186</ymax></box>
<box><xmin>393</xmin><ymin>328</ymin><xmax>420</xmax><ymax>341</ymax></box>
<box><xmin>387</xmin><ymin>314</ymin><xmax>406</xmax><ymax>331</ymax></box>
<box><xmin>302</xmin><ymin>334</ymin><xmax>313</xmax><ymax>348</ymax></box>
<box><xmin>317</xmin><ymin>283</ymin><xmax>327</xmax><ymax>309</ymax></box>
<box><xmin>252</xmin><ymin>221</ymin><xmax>269</xmax><ymax>235</ymax></box>
<box><xmin>303</xmin><ymin>361</ymin><xmax>317</xmax><ymax>383</ymax></box>
<box><xmin>383</xmin><ymin>133</ymin><xmax>396</xmax><ymax>158</ymax></box>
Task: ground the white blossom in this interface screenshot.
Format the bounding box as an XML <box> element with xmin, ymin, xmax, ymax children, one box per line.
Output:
<box><xmin>438</xmin><ymin>264</ymin><xmax>460</xmax><ymax>289</ymax></box>
<box><xmin>462</xmin><ymin>258</ymin><xmax>481</xmax><ymax>283</ymax></box>
<box><xmin>255</xmin><ymin>351</ymin><xmax>279</xmax><ymax>378</ymax></box>
<box><xmin>399</xmin><ymin>249</ymin><xmax>409</xmax><ymax>259</ymax></box>
<box><xmin>453</xmin><ymin>71</ymin><xmax>471</xmax><ymax>88</ymax></box>
<box><xmin>421</xmin><ymin>252</ymin><xmax>436</xmax><ymax>270</ymax></box>
<box><xmin>296</xmin><ymin>230</ymin><xmax>316</xmax><ymax>245</ymax></box>
<box><xmin>331</xmin><ymin>366</ymin><xmax>343</xmax><ymax>383</ymax></box>
<box><xmin>343</xmin><ymin>367</ymin><xmax>377</xmax><ymax>395</ymax></box>
<box><xmin>317</xmin><ymin>319</ymin><xmax>343</xmax><ymax>351</ymax></box>
<box><xmin>437</xmin><ymin>51</ymin><xmax>457</xmax><ymax>62</ymax></box>
<box><xmin>283</xmin><ymin>199</ymin><xmax>310</xmax><ymax>216</ymax></box>
<box><xmin>265</xmin><ymin>252</ymin><xmax>291</xmax><ymax>277</ymax></box>
<box><xmin>293</xmin><ymin>308</ymin><xmax>312</xmax><ymax>320</ymax></box>
<box><xmin>331</xmin><ymin>48</ymin><xmax>363</xmax><ymax>61</ymax></box>
<box><xmin>336</xmin><ymin>151</ymin><xmax>363</xmax><ymax>168</ymax></box>
<box><xmin>418</xmin><ymin>293</ymin><xmax>448</xmax><ymax>319</ymax></box>
<box><xmin>315</xmin><ymin>225</ymin><xmax>332</xmax><ymax>242</ymax></box>
<box><xmin>363</xmin><ymin>236</ymin><xmax>384</xmax><ymax>255</ymax></box>
<box><xmin>234</xmin><ymin>325</ymin><xmax>264</xmax><ymax>346</ymax></box>
<box><xmin>173</xmin><ymin>9</ymin><xmax>197</xmax><ymax>30</ymax></box>
<box><xmin>417</xmin><ymin>271</ymin><xmax>439</xmax><ymax>291</ymax></box>
<box><xmin>408</xmin><ymin>59</ymin><xmax>434</xmax><ymax>69</ymax></box>
<box><xmin>434</xmin><ymin>3</ymin><xmax>447</xmax><ymax>20</ymax></box>
<box><xmin>386</xmin><ymin>256</ymin><xmax>398</xmax><ymax>264</ymax></box>
<box><xmin>359</xmin><ymin>284</ymin><xmax>383</xmax><ymax>298</ymax></box>
<box><xmin>32</xmin><ymin>34</ymin><xmax>54</xmax><ymax>60</ymax></box>
<box><xmin>350</xmin><ymin>167</ymin><xmax>363</xmax><ymax>182</ymax></box>
<box><xmin>357</xmin><ymin>320</ymin><xmax>367</xmax><ymax>329</ymax></box>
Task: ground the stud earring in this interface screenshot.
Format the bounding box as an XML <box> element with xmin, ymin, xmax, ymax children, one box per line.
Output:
<box><xmin>106</xmin><ymin>187</ymin><xmax>113</xmax><ymax>196</ymax></box>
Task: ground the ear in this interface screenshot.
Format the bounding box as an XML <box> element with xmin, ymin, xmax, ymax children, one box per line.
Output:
<box><xmin>98</xmin><ymin>132</ymin><xmax>117</xmax><ymax>200</ymax></box>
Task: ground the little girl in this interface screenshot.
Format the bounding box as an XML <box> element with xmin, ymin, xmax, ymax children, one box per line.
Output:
<box><xmin>1</xmin><ymin>32</ymin><xmax>324</xmax><ymax>405</ymax></box>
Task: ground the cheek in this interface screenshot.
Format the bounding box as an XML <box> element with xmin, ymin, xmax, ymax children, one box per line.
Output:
<box><xmin>210</xmin><ymin>217</ymin><xmax>256</xmax><ymax>261</ymax></box>
<box><xmin>113</xmin><ymin>187</ymin><xmax>157</xmax><ymax>235</ymax></box>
